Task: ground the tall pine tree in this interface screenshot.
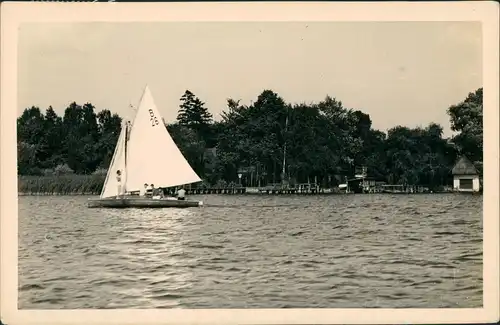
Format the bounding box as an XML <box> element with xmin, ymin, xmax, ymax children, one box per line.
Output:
<box><xmin>41</xmin><ymin>106</ymin><xmax>64</xmax><ymax>168</ymax></box>
<box><xmin>177</xmin><ymin>90</ymin><xmax>212</xmax><ymax>132</ymax></box>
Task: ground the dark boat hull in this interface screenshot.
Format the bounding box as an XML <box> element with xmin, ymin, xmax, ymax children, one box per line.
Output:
<box><xmin>87</xmin><ymin>197</ymin><xmax>202</xmax><ymax>209</ymax></box>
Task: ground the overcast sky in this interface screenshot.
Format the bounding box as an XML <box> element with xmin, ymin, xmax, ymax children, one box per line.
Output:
<box><xmin>18</xmin><ymin>21</ymin><xmax>482</xmax><ymax>136</ymax></box>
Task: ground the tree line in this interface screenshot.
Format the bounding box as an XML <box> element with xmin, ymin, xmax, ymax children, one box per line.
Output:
<box><xmin>17</xmin><ymin>87</ymin><xmax>483</xmax><ymax>190</ymax></box>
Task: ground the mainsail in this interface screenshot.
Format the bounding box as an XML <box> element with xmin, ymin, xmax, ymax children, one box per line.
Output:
<box><xmin>100</xmin><ymin>85</ymin><xmax>202</xmax><ymax>198</ymax></box>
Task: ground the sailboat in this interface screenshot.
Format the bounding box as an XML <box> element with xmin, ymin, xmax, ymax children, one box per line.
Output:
<box><xmin>87</xmin><ymin>85</ymin><xmax>203</xmax><ymax>208</ymax></box>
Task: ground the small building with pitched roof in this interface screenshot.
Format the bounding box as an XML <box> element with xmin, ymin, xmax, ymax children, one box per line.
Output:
<box><xmin>452</xmin><ymin>156</ymin><xmax>481</xmax><ymax>193</ymax></box>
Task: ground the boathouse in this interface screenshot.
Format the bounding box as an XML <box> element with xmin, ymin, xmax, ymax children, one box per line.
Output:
<box><xmin>452</xmin><ymin>156</ymin><xmax>481</xmax><ymax>193</ymax></box>
<box><xmin>346</xmin><ymin>177</ymin><xmax>377</xmax><ymax>193</ymax></box>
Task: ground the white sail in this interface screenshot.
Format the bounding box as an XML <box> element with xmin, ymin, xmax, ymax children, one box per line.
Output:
<box><xmin>100</xmin><ymin>123</ymin><xmax>127</xmax><ymax>198</ymax></box>
<box><xmin>124</xmin><ymin>85</ymin><xmax>202</xmax><ymax>191</ymax></box>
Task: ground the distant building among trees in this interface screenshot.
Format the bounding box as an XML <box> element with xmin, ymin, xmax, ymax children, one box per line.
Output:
<box><xmin>452</xmin><ymin>156</ymin><xmax>481</xmax><ymax>193</ymax></box>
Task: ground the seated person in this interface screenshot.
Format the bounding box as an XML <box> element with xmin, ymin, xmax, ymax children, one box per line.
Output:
<box><xmin>152</xmin><ymin>187</ymin><xmax>164</xmax><ymax>199</ymax></box>
<box><xmin>146</xmin><ymin>184</ymin><xmax>154</xmax><ymax>197</ymax></box>
<box><xmin>177</xmin><ymin>187</ymin><xmax>186</xmax><ymax>201</ymax></box>
<box><xmin>140</xmin><ymin>183</ymin><xmax>148</xmax><ymax>197</ymax></box>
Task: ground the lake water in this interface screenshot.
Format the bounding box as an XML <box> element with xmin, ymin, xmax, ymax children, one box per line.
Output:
<box><xmin>18</xmin><ymin>194</ymin><xmax>483</xmax><ymax>309</ymax></box>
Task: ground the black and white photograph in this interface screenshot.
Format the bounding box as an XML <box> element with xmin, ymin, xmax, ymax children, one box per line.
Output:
<box><xmin>1</xmin><ymin>2</ymin><xmax>498</xmax><ymax>324</ymax></box>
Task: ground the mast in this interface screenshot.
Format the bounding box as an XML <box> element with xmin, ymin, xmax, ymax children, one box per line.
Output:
<box><xmin>282</xmin><ymin>126</ymin><xmax>287</xmax><ymax>176</ymax></box>
<box><xmin>124</xmin><ymin>104</ymin><xmax>135</xmax><ymax>193</ymax></box>
<box><xmin>282</xmin><ymin>112</ymin><xmax>289</xmax><ymax>184</ymax></box>
<box><xmin>122</xmin><ymin>121</ymin><xmax>129</xmax><ymax>195</ymax></box>
<box><xmin>124</xmin><ymin>121</ymin><xmax>128</xmax><ymax>173</ymax></box>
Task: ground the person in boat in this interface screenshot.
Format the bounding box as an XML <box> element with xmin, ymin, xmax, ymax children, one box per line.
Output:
<box><xmin>152</xmin><ymin>187</ymin><xmax>164</xmax><ymax>199</ymax></box>
<box><xmin>146</xmin><ymin>184</ymin><xmax>154</xmax><ymax>198</ymax></box>
<box><xmin>116</xmin><ymin>170</ymin><xmax>123</xmax><ymax>199</ymax></box>
<box><xmin>177</xmin><ymin>186</ymin><xmax>186</xmax><ymax>201</ymax></box>
<box><xmin>140</xmin><ymin>183</ymin><xmax>148</xmax><ymax>197</ymax></box>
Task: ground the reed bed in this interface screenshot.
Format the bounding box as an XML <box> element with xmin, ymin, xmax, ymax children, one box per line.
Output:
<box><xmin>18</xmin><ymin>174</ymin><xmax>106</xmax><ymax>195</ymax></box>
<box><xmin>18</xmin><ymin>174</ymin><xmax>233</xmax><ymax>196</ymax></box>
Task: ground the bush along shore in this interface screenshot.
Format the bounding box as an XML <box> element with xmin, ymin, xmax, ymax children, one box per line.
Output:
<box><xmin>18</xmin><ymin>175</ymin><xmax>106</xmax><ymax>195</ymax></box>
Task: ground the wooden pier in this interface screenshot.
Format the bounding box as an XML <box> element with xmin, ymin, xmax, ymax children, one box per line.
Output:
<box><xmin>18</xmin><ymin>186</ymin><xmax>461</xmax><ymax>196</ymax></box>
<box><xmin>180</xmin><ymin>187</ymin><xmax>337</xmax><ymax>195</ymax></box>
<box><xmin>178</xmin><ymin>186</ymin><xmax>456</xmax><ymax>196</ymax></box>
<box><xmin>184</xmin><ymin>188</ymin><xmax>248</xmax><ymax>195</ymax></box>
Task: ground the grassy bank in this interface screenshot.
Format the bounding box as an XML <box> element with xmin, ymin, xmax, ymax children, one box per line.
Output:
<box><xmin>18</xmin><ymin>174</ymin><xmax>105</xmax><ymax>195</ymax></box>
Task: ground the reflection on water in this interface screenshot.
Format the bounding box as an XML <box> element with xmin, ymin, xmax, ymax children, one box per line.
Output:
<box><xmin>19</xmin><ymin>194</ymin><xmax>482</xmax><ymax>309</ymax></box>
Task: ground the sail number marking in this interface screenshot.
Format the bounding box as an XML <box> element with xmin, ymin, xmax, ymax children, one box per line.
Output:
<box><xmin>149</xmin><ymin>109</ymin><xmax>159</xmax><ymax>127</ymax></box>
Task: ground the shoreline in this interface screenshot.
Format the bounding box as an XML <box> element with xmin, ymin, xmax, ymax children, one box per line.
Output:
<box><xmin>18</xmin><ymin>192</ymin><xmax>100</xmax><ymax>196</ymax></box>
<box><xmin>16</xmin><ymin>176</ymin><xmax>481</xmax><ymax>197</ymax></box>
<box><xmin>18</xmin><ymin>191</ymin><xmax>480</xmax><ymax>196</ymax></box>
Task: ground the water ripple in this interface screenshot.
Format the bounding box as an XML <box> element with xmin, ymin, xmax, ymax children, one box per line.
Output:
<box><xmin>18</xmin><ymin>194</ymin><xmax>483</xmax><ymax>309</ymax></box>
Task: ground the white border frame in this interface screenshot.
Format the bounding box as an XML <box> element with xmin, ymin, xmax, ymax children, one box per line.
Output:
<box><xmin>1</xmin><ymin>1</ymin><xmax>499</xmax><ymax>324</ymax></box>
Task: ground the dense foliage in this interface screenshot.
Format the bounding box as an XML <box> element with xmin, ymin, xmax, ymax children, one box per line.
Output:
<box><xmin>17</xmin><ymin>88</ymin><xmax>483</xmax><ymax>190</ymax></box>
